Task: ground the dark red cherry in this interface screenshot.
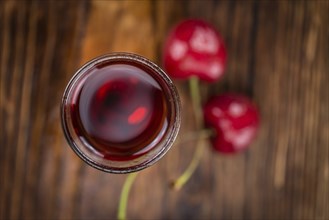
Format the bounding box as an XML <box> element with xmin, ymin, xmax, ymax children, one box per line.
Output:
<box><xmin>163</xmin><ymin>19</ymin><xmax>227</xmax><ymax>82</ymax></box>
<box><xmin>203</xmin><ymin>94</ymin><xmax>260</xmax><ymax>153</ymax></box>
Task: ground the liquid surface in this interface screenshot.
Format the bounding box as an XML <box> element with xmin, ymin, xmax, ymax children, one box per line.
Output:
<box><xmin>70</xmin><ymin>63</ymin><xmax>168</xmax><ymax>160</ymax></box>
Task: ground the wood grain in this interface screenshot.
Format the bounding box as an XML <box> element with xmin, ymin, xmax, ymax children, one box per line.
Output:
<box><xmin>0</xmin><ymin>1</ymin><xmax>328</xmax><ymax>220</ymax></box>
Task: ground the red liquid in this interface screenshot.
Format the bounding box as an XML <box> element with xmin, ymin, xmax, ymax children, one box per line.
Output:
<box><xmin>70</xmin><ymin>62</ymin><xmax>168</xmax><ymax>161</ymax></box>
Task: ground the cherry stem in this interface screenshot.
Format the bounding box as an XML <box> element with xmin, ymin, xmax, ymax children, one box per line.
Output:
<box><xmin>116</xmin><ymin>128</ymin><xmax>214</xmax><ymax>220</ymax></box>
<box><xmin>174</xmin><ymin>128</ymin><xmax>214</xmax><ymax>146</ymax></box>
<box><xmin>189</xmin><ymin>77</ymin><xmax>203</xmax><ymax>126</ymax></box>
<box><xmin>117</xmin><ymin>172</ymin><xmax>138</xmax><ymax>220</ymax></box>
<box><xmin>171</xmin><ymin>76</ymin><xmax>205</xmax><ymax>191</ymax></box>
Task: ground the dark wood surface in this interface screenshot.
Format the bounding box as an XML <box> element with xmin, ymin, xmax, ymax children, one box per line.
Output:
<box><xmin>1</xmin><ymin>1</ymin><xmax>328</xmax><ymax>219</ymax></box>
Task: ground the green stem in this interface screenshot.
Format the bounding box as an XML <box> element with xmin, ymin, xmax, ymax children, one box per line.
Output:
<box><xmin>189</xmin><ymin>77</ymin><xmax>203</xmax><ymax>126</ymax></box>
<box><xmin>174</xmin><ymin>128</ymin><xmax>215</xmax><ymax>146</ymax></box>
<box><xmin>171</xmin><ymin>137</ymin><xmax>203</xmax><ymax>190</ymax></box>
<box><xmin>171</xmin><ymin>76</ymin><xmax>204</xmax><ymax>190</ymax></box>
<box><xmin>117</xmin><ymin>172</ymin><xmax>138</xmax><ymax>220</ymax></box>
<box><xmin>116</xmin><ymin>128</ymin><xmax>214</xmax><ymax>220</ymax></box>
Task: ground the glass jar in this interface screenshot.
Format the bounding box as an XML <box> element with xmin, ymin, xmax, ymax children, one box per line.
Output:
<box><xmin>61</xmin><ymin>53</ymin><xmax>181</xmax><ymax>173</ymax></box>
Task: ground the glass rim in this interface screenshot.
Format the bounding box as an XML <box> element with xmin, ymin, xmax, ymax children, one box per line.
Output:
<box><xmin>61</xmin><ymin>52</ymin><xmax>181</xmax><ymax>174</ymax></box>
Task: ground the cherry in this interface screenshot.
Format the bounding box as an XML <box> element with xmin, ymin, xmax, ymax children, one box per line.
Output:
<box><xmin>163</xmin><ymin>19</ymin><xmax>227</xmax><ymax>82</ymax></box>
<box><xmin>203</xmin><ymin>94</ymin><xmax>260</xmax><ymax>153</ymax></box>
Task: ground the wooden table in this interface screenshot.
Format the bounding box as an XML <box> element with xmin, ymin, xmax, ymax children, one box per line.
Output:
<box><xmin>1</xmin><ymin>1</ymin><xmax>328</xmax><ymax>219</ymax></box>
